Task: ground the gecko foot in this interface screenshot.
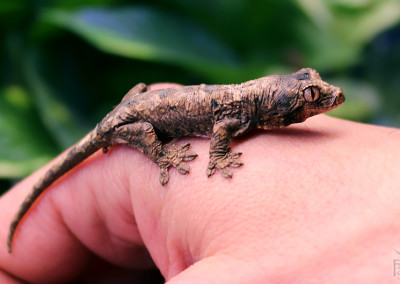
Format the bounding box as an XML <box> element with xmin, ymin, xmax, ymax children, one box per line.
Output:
<box><xmin>206</xmin><ymin>148</ymin><xmax>243</xmax><ymax>178</ymax></box>
<box><xmin>157</xmin><ymin>143</ymin><xmax>198</xmax><ymax>185</ymax></box>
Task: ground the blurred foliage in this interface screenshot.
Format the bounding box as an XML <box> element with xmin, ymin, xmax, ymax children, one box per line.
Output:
<box><xmin>1</xmin><ymin>0</ymin><xmax>400</xmax><ymax>189</ymax></box>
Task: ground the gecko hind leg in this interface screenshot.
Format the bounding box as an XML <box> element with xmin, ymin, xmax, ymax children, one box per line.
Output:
<box><xmin>113</xmin><ymin>122</ymin><xmax>197</xmax><ymax>185</ymax></box>
<box><xmin>121</xmin><ymin>83</ymin><xmax>148</xmax><ymax>102</ymax></box>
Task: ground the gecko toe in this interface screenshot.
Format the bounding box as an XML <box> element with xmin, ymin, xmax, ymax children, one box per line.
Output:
<box><xmin>181</xmin><ymin>143</ymin><xmax>191</xmax><ymax>150</ymax></box>
<box><xmin>231</xmin><ymin>152</ymin><xmax>242</xmax><ymax>159</ymax></box>
<box><xmin>221</xmin><ymin>167</ymin><xmax>233</xmax><ymax>178</ymax></box>
<box><xmin>159</xmin><ymin>168</ymin><xmax>169</xmax><ymax>186</ymax></box>
<box><xmin>230</xmin><ymin>160</ymin><xmax>244</xmax><ymax>168</ymax></box>
<box><xmin>177</xmin><ymin>162</ymin><xmax>190</xmax><ymax>174</ymax></box>
<box><xmin>206</xmin><ymin>166</ymin><xmax>216</xmax><ymax>177</ymax></box>
<box><xmin>183</xmin><ymin>151</ymin><xmax>198</xmax><ymax>162</ymax></box>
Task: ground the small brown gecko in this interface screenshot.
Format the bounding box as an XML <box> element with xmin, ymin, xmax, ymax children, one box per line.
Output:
<box><xmin>7</xmin><ymin>68</ymin><xmax>344</xmax><ymax>253</ymax></box>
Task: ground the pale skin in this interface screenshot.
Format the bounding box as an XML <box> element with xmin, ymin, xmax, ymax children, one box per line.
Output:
<box><xmin>0</xmin><ymin>84</ymin><xmax>400</xmax><ymax>283</ymax></box>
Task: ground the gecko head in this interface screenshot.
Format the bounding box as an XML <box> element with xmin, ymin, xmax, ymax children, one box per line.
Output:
<box><xmin>256</xmin><ymin>68</ymin><xmax>344</xmax><ymax>129</ymax></box>
<box><xmin>295</xmin><ymin>68</ymin><xmax>345</xmax><ymax>116</ymax></box>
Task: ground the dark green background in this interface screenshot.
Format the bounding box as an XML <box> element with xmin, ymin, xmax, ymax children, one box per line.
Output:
<box><xmin>1</xmin><ymin>0</ymin><xmax>400</xmax><ymax>192</ymax></box>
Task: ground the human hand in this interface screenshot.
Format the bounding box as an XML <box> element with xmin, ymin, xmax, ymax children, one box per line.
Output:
<box><xmin>1</xmin><ymin>84</ymin><xmax>400</xmax><ymax>283</ymax></box>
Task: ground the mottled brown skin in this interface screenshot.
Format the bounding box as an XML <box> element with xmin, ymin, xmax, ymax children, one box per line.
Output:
<box><xmin>7</xmin><ymin>68</ymin><xmax>344</xmax><ymax>253</ymax></box>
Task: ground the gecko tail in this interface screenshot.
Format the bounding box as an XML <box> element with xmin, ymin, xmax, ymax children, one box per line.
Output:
<box><xmin>7</xmin><ymin>129</ymin><xmax>104</xmax><ymax>253</ymax></box>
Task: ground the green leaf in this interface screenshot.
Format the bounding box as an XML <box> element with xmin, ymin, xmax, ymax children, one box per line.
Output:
<box><xmin>297</xmin><ymin>0</ymin><xmax>400</xmax><ymax>45</ymax></box>
<box><xmin>0</xmin><ymin>86</ymin><xmax>58</xmax><ymax>178</ymax></box>
<box><xmin>42</xmin><ymin>6</ymin><xmax>239</xmax><ymax>78</ymax></box>
<box><xmin>295</xmin><ymin>0</ymin><xmax>400</xmax><ymax>70</ymax></box>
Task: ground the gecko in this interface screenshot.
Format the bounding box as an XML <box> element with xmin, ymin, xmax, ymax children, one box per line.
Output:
<box><xmin>7</xmin><ymin>68</ymin><xmax>344</xmax><ymax>253</ymax></box>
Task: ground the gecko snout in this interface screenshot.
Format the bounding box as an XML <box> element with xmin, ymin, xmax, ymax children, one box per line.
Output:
<box><xmin>334</xmin><ymin>87</ymin><xmax>345</xmax><ymax>105</ymax></box>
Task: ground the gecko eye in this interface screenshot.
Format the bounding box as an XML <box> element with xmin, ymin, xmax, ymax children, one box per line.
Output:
<box><xmin>304</xmin><ymin>87</ymin><xmax>320</xmax><ymax>102</ymax></box>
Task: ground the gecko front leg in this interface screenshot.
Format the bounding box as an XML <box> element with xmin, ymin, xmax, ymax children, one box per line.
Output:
<box><xmin>206</xmin><ymin>118</ymin><xmax>250</xmax><ymax>178</ymax></box>
<box><xmin>113</xmin><ymin>122</ymin><xmax>197</xmax><ymax>185</ymax></box>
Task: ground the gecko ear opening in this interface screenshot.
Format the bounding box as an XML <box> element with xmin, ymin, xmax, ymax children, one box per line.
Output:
<box><xmin>304</xmin><ymin>87</ymin><xmax>320</xmax><ymax>102</ymax></box>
